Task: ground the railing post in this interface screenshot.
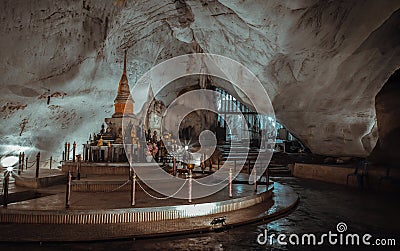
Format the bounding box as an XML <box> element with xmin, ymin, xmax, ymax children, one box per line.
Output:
<box><xmin>201</xmin><ymin>154</ymin><xmax>206</xmax><ymax>173</ymax></box>
<box><xmin>82</xmin><ymin>145</ymin><xmax>85</xmax><ymax>162</ymax></box>
<box><xmin>25</xmin><ymin>156</ymin><xmax>28</xmax><ymax>169</ymax></box>
<box><xmin>173</xmin><ymin>156</ymin><xmax>177</xmax><ymax>176</ymax></box>
<box><xmin>18</xmin><ymin>152</ymin><xmax>21</xmax><ymax>175</ymax></box>
<box><xmin>131</xmin><ymin>171</ymin><xmax>136</xmax><ymax>206</ymax></box>
<box><xmin>67</xmin><ymin>142</ymin><xmax>71</xmax><ymax>161</ymax></box>
<box><xmin>108</xmin><ymin>142</ymin><xmax>112</xmax><ymax>162</ymax></box>
<box><xmin>64</xmin><ymin>142</ymin><xmax>67</xmax><ymax>161</ymax></box>
<box><xmin>88</xmin><ymin>146</ymin><xmax>92</xmax><ymax>162</ymax></box>
<box><xmin>77</xmin><ymin>154</ymin><xmax>81</xmax><ymax>180</ymax></box>
<box><xmin>72</xmin><ymin>141</ymin><xmax>76</xmax><ymax>162</ymax></box>
<box><xmin>21</xmin><ymin>152</ymin><xmax>25</xmax><ymax>172</ymax></box>
<box><xmin>49</xmin><ymin>156</ymin><xmax>52</xmax><ymax>170</ymax></box>
<box><xmin>229</xmin><ymin>167</ymin><xmax>233</xmax><ymax>198</ymax></box>
<box><xmin>254</xmin><ymin>166</ymin><xmax>257</xmax><ymax>192</ymax></box>
<box><xmin>65</xmin><ymin>171</ymin><xmax>71</xmax><ymax>209</ymax></box>
<box><xmin>188</xmin><ymin>171</ymin><xmax>192</xmax><ymax>203</ymax></box>
<box><xmin>35</xmin><ymin>152</ymin><xmax>40</xmax><ymax>179</ymax></box>
<box><xmin>2</xmin><ymin>171</ymin><xmax>10</xmax><ymax>207</ymax></box>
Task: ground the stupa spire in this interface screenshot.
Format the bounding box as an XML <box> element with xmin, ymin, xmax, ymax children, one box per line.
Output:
<box><xmin>113</xmin><ymin>50</ymin><xmax>134</xmax><ymax>118</ymax></box>
<box><xmin>123</xmin><ymin>50</ymin><xmax>127</xmax><ymax>75</ymax></box>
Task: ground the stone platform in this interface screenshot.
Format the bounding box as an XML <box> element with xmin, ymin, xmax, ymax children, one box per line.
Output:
<box><xmin>13</xmin><ymin>169</ymin><xmax>67</xmax><ymax>189</ymax></box>
<box><xmin>293</xmin><ymin>163</ymin><xmax>400</xmax><ymax>190</ymax></box>
<box><xmin>62</xmin><ymin>161</ymin><xmax>130</xmax><ymax>175</ymax></box>
<box><xmin>0</xmin><ymin>173</ymin><xmax>298</xmax><ymax>242</ymax></box>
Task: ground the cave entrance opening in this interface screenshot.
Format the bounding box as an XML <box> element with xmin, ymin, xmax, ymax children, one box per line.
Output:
<box><xmin>215</xmin><ymin>87</ymin><xmax>266</xmax><ymax>148</ymax></box>
<box><xmin>172</xmin><ymin>86</ymin><xmax>272</xmax><ymax>149</ymax></box>
<box><xmin>214</xmin><ymin>87</ymin><xmax>304</xmax><ymax>153</ymax></box>
<box><xmin>371</xmin><ymin>68</ymin><xmax>400</xmax><ymax>164</ymax></box>
<box><xmin>146</xmin><ymin>73</ymin><xmax>306</xmax><ymax>153</ymax></box>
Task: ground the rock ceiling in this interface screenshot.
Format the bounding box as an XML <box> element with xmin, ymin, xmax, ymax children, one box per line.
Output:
<box><xmin>0</xmin><ymin>0</ymin><xmax>399</xmax><ymax>160</ymax></box>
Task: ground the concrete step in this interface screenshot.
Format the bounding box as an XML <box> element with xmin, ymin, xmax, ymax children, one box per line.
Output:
<box><xmin>268</xmin><ymin>165</ymin><xmax>292</xmax><ymax>177</ymax></box>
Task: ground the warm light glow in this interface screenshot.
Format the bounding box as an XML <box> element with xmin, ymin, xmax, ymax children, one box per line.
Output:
<box><xmin>1</xmin><ymin>156</ymin><xmax>19</xmax><ymax>167</ymax></box>
<box><xmin>174</xmin><ymin>202</ymin><xmax>218</xmax><ymax>216</ymax></box>
<box><xmin>7</xmin><ymin>166</ymin><xmax>14</xmax><ymax>172</ymax></box>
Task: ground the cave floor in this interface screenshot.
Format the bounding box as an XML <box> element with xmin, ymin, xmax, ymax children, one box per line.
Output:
<box><xmin>1</xmin><ymin>176</ymin><xmax>399</xmax><ymax>250</ymax></box>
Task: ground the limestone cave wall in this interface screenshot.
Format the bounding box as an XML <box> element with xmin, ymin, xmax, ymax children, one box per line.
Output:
<box><xmin>0</xmin><ymin>0</ymin><xmax>399</xmax><ymax>162</ymax></box>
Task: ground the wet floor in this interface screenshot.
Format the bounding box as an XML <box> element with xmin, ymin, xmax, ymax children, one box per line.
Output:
<box><xmin>1</xmin><ymin>177</ymin><xmax>399</xmax><ymax>250</ymax></box>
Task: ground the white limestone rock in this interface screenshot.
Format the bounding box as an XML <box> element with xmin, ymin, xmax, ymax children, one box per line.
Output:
<box><xmin>0</xmin><ymin>0</ymin><xmax>399</xmax><ymax>161</ymax></box>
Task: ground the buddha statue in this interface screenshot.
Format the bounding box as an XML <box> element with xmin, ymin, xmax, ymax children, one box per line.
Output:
<box><xmin>97</xmin><ymin>136</ymin><xmax>104</xmax><ymax>147</ymax></box>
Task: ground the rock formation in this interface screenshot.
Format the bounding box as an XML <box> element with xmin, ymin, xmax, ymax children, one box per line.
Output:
<box><xmin>0</xmin><ymin>0</ymin><xmax>399</xmax><ymax>161</ymax></box>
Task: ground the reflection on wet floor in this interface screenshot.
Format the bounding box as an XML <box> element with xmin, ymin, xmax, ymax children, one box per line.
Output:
<box><xmin>1</xmin><ymin>177</ymin><xmax>399</xmax><ymax>250</ymax></box>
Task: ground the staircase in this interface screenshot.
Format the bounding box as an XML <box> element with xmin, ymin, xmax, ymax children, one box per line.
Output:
<box><xmin>268</xmin><ymin>164</ymin><xmax>292</xmax><ymax>177</ymax></box>
<box><xmin>218</xmin><ymin>141</ymin><xmax>292</xmax><ymax>177</ymax></box>
<box><xmin>0</xmin><ymin>175</ymin><xmax>16</xmax><ymax>193</ymax></box>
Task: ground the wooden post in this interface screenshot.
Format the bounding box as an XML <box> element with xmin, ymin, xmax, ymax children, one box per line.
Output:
<box><xmin>188</xmin><ymin>171</ymin><xmax>192</xmax><ymax>203</ymax></box>
<box><xmin>88</xmin><ymin>146</ymin><xmax>92</xmax><ymax>162</ymax></box>
<box><xmin>21</xmin><ymin>152</ymin><xmax>25</xmax><ymax>172</ymax></box>
<box><xmin>67</xmin><ymin>142</ymin><xmax>70</xmax><ymax>161</ymax></box>
<box><xmin>49</xmin><ymin>156</ymin><xmax>52</xmax><ymax>170</ymax></box>
<box><xmin>129</xmin><ymin>162</ymin><xmax>132</xmax><ymax>181</ymax></box>
<box><xmin>203</xmin><ymin>155</ymin><xmax>206</xmax><ymax>171</ymax></box>
<box><xmin>200</xmin><ymin>154</ymin><xmax>205</xmax><ymax>173</ymax></box>
<box><xmin>131</xmin><ymin>171</ymin><xmax>136</xmax><ymax>206</ymax></box>
<box><xmin>64</xmin><ymin>142</ymin><xmax>67</xmax><ymax>161</ymax></box>
<box><xmin>82</xmin><ymin>145</ymin><xmax>85</xmax><ymax>162</ymax></box>
<box><xmin>65</xmin><ymin>171</ymin><xmax>71</xmax><ymax>209</ymax></box>
<box><xmin>25</xmin><ymin>157</ymin><xmax>28</xmax><ymax>169</ymax></box>
<box><xmin>18</xmin><ymin>152</ymin><xmax>21</xmax><ymax>175</ymax></box>
<box><xmin>108</xmin><ymin>142</ymin><xmax>112</xmax><ymax>162</ymax></box>
<box><xmin>229</xmin><ymin>167</ymin><xmax>233</xmax><ymax>198</ymax></box>
<box><xmin>72</xmin><ymin>141</ymin><xmax>76</xmax><ymax>162</ymax></box>
<box><xmin>35</xmin><ymin>152</ymin><xmax>40</xmax><ymax>179</ymax></box>
<box><xmin>254</xmin><ymin>166</ymin><xmax>257</xmax><ymax>192</ymax></box>
<box><xmin>2</xmin><ymin>171</ymin><xmax>10</xmax><ymax>208</ymax></box>
<box><xmin>77</xmin><ymin>154</ymin><xmax>81</xmax><ymax>180</ymax></box>
<box><xmin>173</xmin><ymin>156</ymin><xmax>177</xmax><ymax>176</ymax></box>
